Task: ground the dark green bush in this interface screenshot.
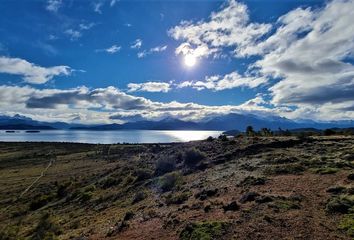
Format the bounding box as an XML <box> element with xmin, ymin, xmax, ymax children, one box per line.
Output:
<box><xmin>134</xmin><ymin>168</ymin><xmax>153</xmax><ymax>182</ymax></box>
<box><xmin>183</xmin><ymin>148</ymin><xmax>206</xmax><ymax>167</ymax></box>
<box><xmin>155</xmin><ymin>156</ymin><xmax>176</xmax><ymax>175</ymax></box>
<box><xmin>31</xmin><ymin>212</ymin><xmax>62</xmax><ymax>240</ymax></box>
<box><xmin>165</xmin><ymin>192</ymin><xmax>190</xmax><ymax>205</ymax></box>
<box><xmin>158</xmin><ymin>172</ymin><xmax>182</xmax><ymax>192</ymax></box>
<box><xmin>132</xmin><ymin>191</ymin><xmax>146</xmax><ymax>204</ymax></box>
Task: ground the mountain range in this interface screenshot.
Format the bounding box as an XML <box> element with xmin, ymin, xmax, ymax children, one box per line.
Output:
<box><xmin>0</xmin><ymin>113</ymin><xmax>353</xmax><ymax>131</ymax></box>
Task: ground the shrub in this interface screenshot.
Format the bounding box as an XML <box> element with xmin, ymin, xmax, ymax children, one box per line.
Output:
<box><xmin>264</xmin><ymin>163</ymin><xmax>305</xmax><ymax>175</ymax></box>
<box><xmin>100</xmin><ymin>177</ymin><xmax>121</xmax><ymax>189</ymax></box>
<box><xmin>158</xmin><ymin>172</ymin><xmax>182</xmax><ymax>192</ymax></box>
<box><xmin>179</xmin><ymin>221</ymin><xmax>230</xmax><ymax>240</ymax></box>
<box><xmin>339</xmin><ymin>214</ymin><xmax>354</xmax><ymax>237</ymax></box>
<box><xmin>246</xmin><ymin>126</ymin><xmax>255</xmax><ymax>137</ymax></box>
<box><xmin>218</xmin><ymin>134</ymin><xmax>228</xmax><ymax>141</ymax></box>
<box><xmin>324</xmin><ymin>129</ymin><xmax>336</xmax><ymax>136</ymax></box>
<box><xmin>0</xmin><ymin>226</ymin><xmax>23</xmax><ymax>240</ymax></box>
<box><xmin>206</xmin><ymin>136</ymin><xmax>214</xmax><ymax>142</ymax></box>
<box><xmin>165</xmin><ymin>192</ymin><xmax>190</xmax><ymax>205</ymax></box>
<box><xmin>183</xmin><ymin>148</ymin><xmax>206</xmax><ymax>167</ymax></box>
<box><xmin>239</xmin><ymin>176</ymin><xmax>267</xmax><ymax>186</ymax></box>
<box><xmin>30</xmin><ymin>194</ymin><xmax>55</xmax><ymax>211</ymax></box>
<box><xmin>134</xmin><ymin>168</ymin><xmax>153</xmax><ymax>182</ymax></box>
<box><xmin>31</xmin><ymin>212</ymin><xmax>62</xmax><ymax>240</ymax></box>
<box><xmin>132</xmin><ymin>191</ymin><xmax>146</xmax><ymax>204</ymax></box>
<box><xmin>326</xmin><ymin>195</ymin><xmax>354</xmax><ymax>214</ymax></box>
<box><xmin>155</xmin><ymin>156</ymin><xmax>176</xmax><ymax>175</ymax></box>
<box><xmin>313</xmin><ymin>167</ymin><xmax>339</xmax><ymax>175</ymax></box>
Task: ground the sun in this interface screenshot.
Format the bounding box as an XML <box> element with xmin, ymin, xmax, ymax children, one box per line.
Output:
<box><xmin>184</xmin><ymin>54</ymin><xmax>197</xmax><ymax>67</ymax></box>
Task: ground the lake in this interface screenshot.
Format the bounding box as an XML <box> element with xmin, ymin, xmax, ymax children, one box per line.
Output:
<box><xmin>0</xmin><ymin>130</ymin><xmax>222</xmax><ymax>144</ymax></box>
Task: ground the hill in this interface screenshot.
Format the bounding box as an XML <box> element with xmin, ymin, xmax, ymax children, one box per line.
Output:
<box><xmin>0</xmin><ymin>136</ymin><xmax>353</xmax><ymax>239</ymax></box>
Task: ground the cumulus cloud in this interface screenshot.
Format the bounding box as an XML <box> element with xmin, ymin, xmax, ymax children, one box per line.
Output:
<box><xmin>127</xmin><ymin>82</ymin><xmax>171</xmax><ymax>92</ymax></box>
<box><xmin>0</xmin><ymin>56</ymin><xmax>72</xmax><ymax>84</ymax></box>
<box><xmin>130</xmin><ymin>39</ymin><xmax>142</xmax><ymax>49</ymax></box>
<box><xmin>168</xmin><ymin>0</ymin><xmax>271</xmax><ymax>58</ymax></box>
<box><xmin>0</xmin><ymin>85</ymin><xmax>281</xmax><ymax>123</ymax></box>
<box><xmin>138</xmin><ymin>45</ymin><xmax>167</xmax><ymax>58</ymax></box>
<box><xmin>170</xmin><ymin>0</ymin><xmax>354</xmax><ymax>120</ymax></box>
<box><xmin>178</xmin><ymin>71</ymin><xmax>267</xmax><ymax>91</ymax></box>
<box><xmin>46</xmin><ymin>0</ymin><xmax>62</xmax><ymax>13</ymax></box>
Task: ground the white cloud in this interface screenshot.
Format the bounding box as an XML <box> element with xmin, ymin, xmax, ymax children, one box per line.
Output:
<box><xmin>46</xmin><ymin>0</ymin><xmax>62</xmax><ymax>13</ymax></box>
<box><xmin>110</xmin><ymin>0</ymin><xmax>118</xmax><ymax>7</ymax></box>
<box><xmin>168</xmin><ymin>0</ymin><xmax>271</xmax><ymax>58</ymax></box>
<box><xmin>138</xmin><ymin>45</ymin><xmax>167</xmax><ymax>58</ymax></box>
<box><xmin>127</xmin><ymin>82</ymin><xmax>171</xmax><ymax>92</ymax></box>
<box><xmin>79</xmin><ymin>23</ymin><xmax>95</xmax><ymax>30</ymax></box>
<box><xmin>96</xmin><ymin>45</ymin><xmax>121</xmax><ymax>54</ymax></box>
<box><xmin>0</xmin><ymin>56</ymin><xmax>72</xmax><ymax>84</ymax></box>
<box><xmin>0</xmin><ymin>85</ymin><xmax>280</xmax><ymax>123</ymax></box>
<box><xmin>178</xmin><ymin>71</ymin><xmax>267</xmax><ymax>91</ymax></box>
<box><xmin>169</xmin><ymin>0</ymin><xmax>354</xmax><ymax>120</ymax></box>
<box><xmin>130</xmin><ymin>39</ymin><xmax>142</xmax><ymax>49</ymax></box>
<box><xmin>93</xmin><ymin>2</ymin><xmax>103</xmax><ymax>14</ymax></box>
<box><xmin>64</xmin><ymin>29</ymin><xmax>82</xmax><ymax>41</ymax></box>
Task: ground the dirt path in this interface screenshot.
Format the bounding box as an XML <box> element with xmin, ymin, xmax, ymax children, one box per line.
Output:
<box><xmin>19</xmin><ymin>152</ymin><xmax>56</xmax><ymax>198</ymax></box>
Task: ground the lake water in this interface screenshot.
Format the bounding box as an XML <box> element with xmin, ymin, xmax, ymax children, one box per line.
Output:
<box><xmin>0</xmin><ymin>130</ymin><xmax>222</xmax><ymax>144</ymax></box>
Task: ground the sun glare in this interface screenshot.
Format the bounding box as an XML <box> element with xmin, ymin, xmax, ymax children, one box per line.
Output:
<box><xmin>184</xmin><ymin>54</ymin><xmax>197</xmax><ymax>67</ymax></box>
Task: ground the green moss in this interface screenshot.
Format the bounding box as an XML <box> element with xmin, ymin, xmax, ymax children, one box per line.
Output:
<box><xmin>179</xmin><ymin>221</ymin><xmax>230</xmax><ymax>240</ymax></box>
<box><xmin>339</xmin><ymin>214</ymin><xmax>354</xmax><ymax>237</ymax></box>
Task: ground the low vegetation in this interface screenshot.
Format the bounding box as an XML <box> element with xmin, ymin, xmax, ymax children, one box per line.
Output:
<box><xmin>0</xmin><ymin>136</ymin><xmax>354</xmax><ymax>239</ymax></box>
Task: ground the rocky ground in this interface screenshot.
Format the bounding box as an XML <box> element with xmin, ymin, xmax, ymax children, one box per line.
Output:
<box><xmin>0</xmin><ymin>135</ymin><xmax>353</xmax><ymax>239</ymax></box>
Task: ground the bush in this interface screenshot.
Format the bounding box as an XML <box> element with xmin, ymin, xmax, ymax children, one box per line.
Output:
<box><xmin>339</xmin><ymin>214</ymin><xmax>354</xmax><ymax>237</ymax></box>
<box><xmin>326</xmin><ymin>195</ymin><xmax>354</xmax><ymax>214</ymax></box>
<box><xmin>183</xmin><ymin>148</ymin><xmax>206</xmax><ymax>167</ymax></box>
<box><xmin>155</xmin><ymin>156</ymin><xmax>176</xmax><ymax>175</ymax></box>
<box><xmin>31</xmin><ymin>212</ymin><xmax>62</xmax><ymax>240</ymax></box>
<box><xmin>206</xmin><ymin>136</ymin><xmax>214</xmax><ymax>142</ymax></box>
<box><xmin>324</xmin><ymin>129</ymin><xmax>336</xmax><ymax>136</ymax></box>
<box><xmin>100</xmin><ymin>177</ymin><xmax>121</xmax><ymax>189</ymax></box>
<box><xmin>158</xmin><ymin>172</ymin><xmax>182</xmax><ymax>192</ymax></box>
<box><xmin>165</xmin><ymin>192</ymin><xmax>190</xmax><ymax>205</ymax></box>
<box><xmin>179</xmin><ymin>221</ymin><xmax>230</xmax><ymax>240</ymax></box>
<box><xmin>218</xmin><ymin>135</ymin><xmax>228</xmax><ymax>141</ymax></box>
<box><xmin>134</xmin><ymin>168</ymin><xmax>153</xmax><ymax>182</ymax></box>
<box><xmin>132</xmin><ymin>191</ymin><xmax>146</xmax><ymax>204</ymax></box>
<box><xmin>313</xmin><ymin>167</ymin><xmax>339</xmax><ymax>175</ymax></box>
<box><xmin>30</xmin><ymin>194</ymin><xmax>55</xmax><ymax>211</ymax></box>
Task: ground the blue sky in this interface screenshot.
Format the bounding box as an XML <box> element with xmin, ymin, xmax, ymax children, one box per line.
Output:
<box><xmin>0</xmin><ymin>0</ymin><xmax>353</xmax><ymax>123</ymax></box>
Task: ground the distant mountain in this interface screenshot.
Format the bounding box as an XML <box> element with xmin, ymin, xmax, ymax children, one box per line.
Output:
<box><xmin>0</xmin><ymin>113</ymin><xmax>353</xmax><ymax>131</ymax></box>
<box><xmin>71</xmin><ymin>118</ymin><xmax>201</xmax><ymax>130</ymax></box>
<box><xmin>0</xmin><ymin>114</ymin><xmax>84</xmax><ymax>130</ymax></box>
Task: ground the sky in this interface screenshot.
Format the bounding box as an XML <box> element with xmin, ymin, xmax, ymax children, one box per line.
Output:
<box><xmin>0</xmin><ymin>0</ymin><xmax>353</xmax><ymax>124</ymax></box>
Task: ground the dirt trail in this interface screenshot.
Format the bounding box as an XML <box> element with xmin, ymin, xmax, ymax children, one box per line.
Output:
<box><xmin>19</xmin><ymin>151</ymin><xmax>56</xmax><ymax>198</ymax></box>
